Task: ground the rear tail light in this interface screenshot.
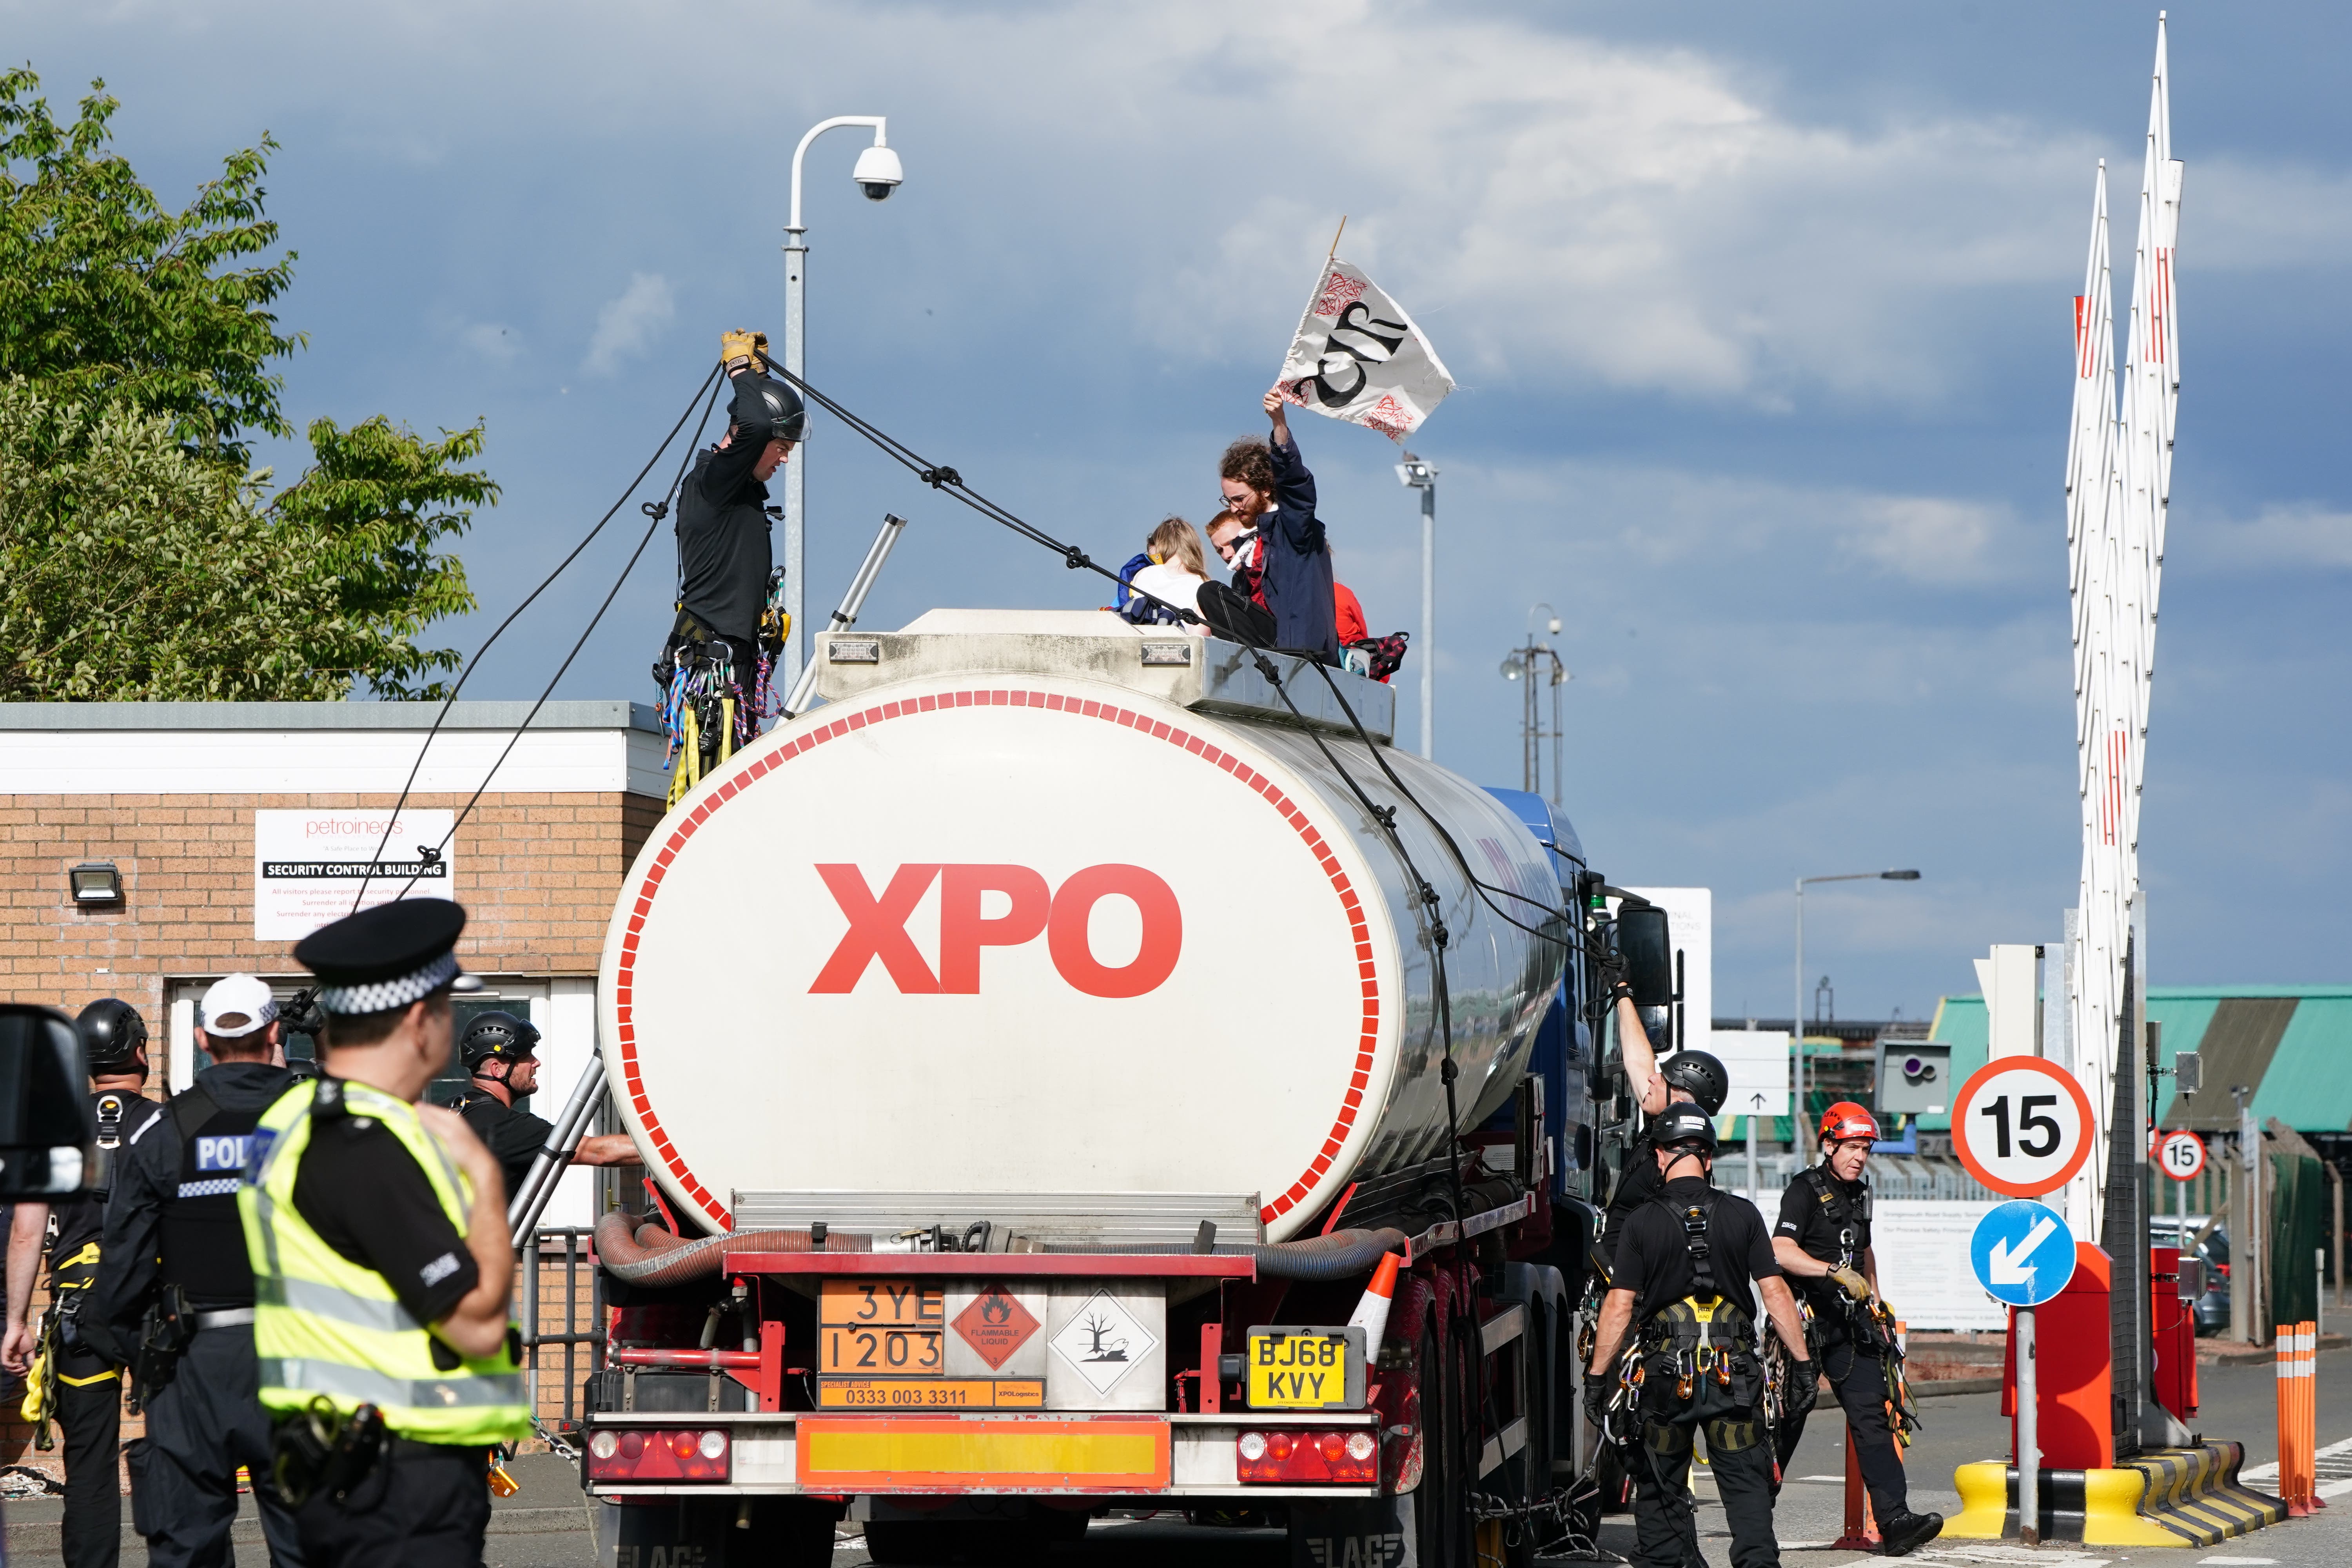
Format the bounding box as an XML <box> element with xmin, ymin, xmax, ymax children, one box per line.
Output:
<box><xmin>1236</xmin><ymin>1427</ymin><xmax>1378</xmax><ymax>1483</ymax></box>
<box><xmin>585</xmin><ymin>1426</ymin><xmax>731</xmax><ymax>1482</ymax></box>
<box><xmin>2214</xmin><ymin>1263</ymin><xmax>2230</xmax><ymax>1279</ymax></box>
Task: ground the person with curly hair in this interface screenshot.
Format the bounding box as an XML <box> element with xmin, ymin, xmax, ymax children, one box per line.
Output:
<box><xmin>1200</xmin><ymin>388</ymin><xmax>1337</xmax><ymax>662</ymax></box>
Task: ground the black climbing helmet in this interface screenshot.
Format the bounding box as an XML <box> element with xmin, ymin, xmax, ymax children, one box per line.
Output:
<box><xmin>1651</xmin><ymin>1102</ymin><xmax>1718</xmax><ymax>1160</ymax></box>
<box><xmin>460</xmin><ymin>1010</ymin><xmax>541</xmax><ymax>1073</ymax></box>
<box><xmin>77</xmin><ymin>998</ymin><xmax>149</xmax><ymax>1074</ymax></box>
<box><xmin>1659</xmin><ymin>1049</ymin><xmax>1729</xmax><ymax>1116</ymax></box>
<box><xmin>730</xmin><ymin>374</ymin><xmax>806</xmax><ymax>446</ymax></box>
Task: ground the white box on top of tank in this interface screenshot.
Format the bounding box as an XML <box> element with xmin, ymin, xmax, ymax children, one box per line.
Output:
<box><xmin>812</xmin><ymin>610</ymin><xmax>1394</xmax><ymax>743</ymax></box>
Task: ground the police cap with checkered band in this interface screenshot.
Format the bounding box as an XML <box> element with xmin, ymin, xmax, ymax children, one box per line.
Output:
<box><xmin>293</xmin><ymin>898</ymin><xmax>468</xmax><ymax>1016</ymax></box>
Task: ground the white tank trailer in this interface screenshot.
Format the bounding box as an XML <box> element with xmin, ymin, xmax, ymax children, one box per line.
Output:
<box><xmin>602</xmin><ymin>610</ymin><xmax>1569</xmax><ymax>1244</ymax></box>
<box><xmin>581</xmin><ymin>612</ymin><xmax>1617</xmax><ymax>1568</ymax></box>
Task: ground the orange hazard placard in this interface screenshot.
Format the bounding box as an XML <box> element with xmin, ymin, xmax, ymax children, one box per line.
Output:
<box><xmin>820</xmin><ymin>1279</ymin><xmax>944</xmax><ymax>1327</ymax></box>
<box><xmin>951</xmin><ymin>1286</ymin><xmax>1042</xmax><ymax>1371</ymax></box>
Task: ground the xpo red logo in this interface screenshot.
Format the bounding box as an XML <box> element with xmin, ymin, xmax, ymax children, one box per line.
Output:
<box><xmin>810</xmin><ymin>864</ymin><xmax>1182</xmax><ymax>998</ymax></box>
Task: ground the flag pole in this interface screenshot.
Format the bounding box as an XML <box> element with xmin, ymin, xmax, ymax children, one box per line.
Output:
<box><xmin>1327</xmin><ymin>215</ymin><xmax>1347</xmax><ymax>263</ymax></box>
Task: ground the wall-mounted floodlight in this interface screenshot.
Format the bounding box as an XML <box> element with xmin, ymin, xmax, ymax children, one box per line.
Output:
<box><xmin>69</xmin><ymin>863</ymin><xmax>122</xmax><ymax>904</ymax></box>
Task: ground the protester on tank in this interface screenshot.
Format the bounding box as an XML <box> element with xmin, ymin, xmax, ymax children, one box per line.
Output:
<box><xmin>1198</xmin><ymin>388</ymin><xmax>1337</xmax><ymax>661</ymax></box>
<box><xmin>1122</xmin><ymin>517</ymin><xmax>1212</xmax><ymax>628</ymax></box>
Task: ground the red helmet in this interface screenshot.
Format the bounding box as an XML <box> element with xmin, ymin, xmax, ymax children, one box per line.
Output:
<box><xmin>1818</xmin><ymin>1102</ymin><xmax>1880</xmax><ymax>1145</ymax></box>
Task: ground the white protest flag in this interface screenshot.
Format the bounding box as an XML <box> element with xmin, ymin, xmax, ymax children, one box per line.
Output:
<box><xmin>1275</xmin><ymin>257</ymin><xmax>1454</xmax><ymax>442</ymax></box>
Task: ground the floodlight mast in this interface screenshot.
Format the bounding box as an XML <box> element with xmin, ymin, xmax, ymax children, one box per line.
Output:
<box><xmin>1395</xmin><ymin>454</ymin><xmax>1438</xmax><ymax>759</ymax></box>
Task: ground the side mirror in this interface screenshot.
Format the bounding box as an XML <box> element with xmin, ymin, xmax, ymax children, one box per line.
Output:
<box><xmin>0</xmin><ymin>1006</ymin><xmax>98</xmax><ymax>1196</ymax></box>
<box><xmin>1615</xmin><ymin>903</ymin><xmax>1676</xmax><ymax>1009</ymax></box>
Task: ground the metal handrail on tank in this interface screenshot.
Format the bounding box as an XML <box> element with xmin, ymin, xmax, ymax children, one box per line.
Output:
<box><xmin>506</xmin><ymin>1055</ymin><xmax>608</xmax><ymax>1245</ymax></box>
<box><xmin>779</xmin><ymin>512</ymin><xmax>907</xmax><ymax>719</ymax></box>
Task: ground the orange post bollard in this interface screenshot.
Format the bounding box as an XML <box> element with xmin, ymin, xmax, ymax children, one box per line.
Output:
<box><xmin>1831</xmin><ymin>1428</ymin><xmax>1880</xmax><ymax>1550</ymax></box>
<box><xmin>2298</xmin><ymin>1320</ymin><xmax>2324</xmax><ymax>1514</ymax></box>
<box><xmin>2278</xmin><ymin>1322</ymin><xmax>2315</xmax><ymax>1516</ymax></box>
<box><xmin>2274</xmin><ymin>1323</ymin><xmax>2294</xmax><ymax>1514</ymax></box>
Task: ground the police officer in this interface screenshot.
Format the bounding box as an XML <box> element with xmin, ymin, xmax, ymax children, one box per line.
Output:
<box><xmin>1772</xmin><ymin>1103</ymin><xmax>1943</xmax><ymax>1557</ymax></box>
<box><xmin>240</xmin><ymin>898</ymin><xmax>530</xmax><ymax>1567</ymax></box>
<box><xmin>1</xmin><ymin>999</ymin><xmax>165</xmax><ymax>1568</ymax></box>
<box><xmin>1590</xmin><ymin>956</ymin><xmax>1731</xmax><ymax>1280</ymax></box>
<box><xmin>94</xmin><ymin>973</ymin><xmax>308</xmax><ymax>1568</ymax></box>
<box><xmin>663</xmin><ymin>331</ymin><xmax>806</xmax><ymax>689</ymax></box>
<box><xmin>448</xmin><ymin>1010</ymin><xmax>637</xmax><ymax>1203</ymax></box>
<box><xmin>1584</xmin><ymin>1105</ymin><xmax>1815</xmax><ymax>1568</ymax></box>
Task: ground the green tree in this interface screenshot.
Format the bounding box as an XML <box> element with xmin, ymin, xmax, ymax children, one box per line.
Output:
<box><xmin>0</xmin><ymin>68</ymin><xmax>300</xmax><ymax>467</ymax></box>
<box><xmin>272</xmin><ymin>415</ymin><xmax>495</xmax><ymax>697</ymax></box>
<box><xmin>0</xmin><ymin>380</ymin><xmax>492</xmax><ymax>701</ymax></box>
<box><xmin>0</xmin><ymin>67</ymin><xmax>495</xmax><ymax>699</ymax></box>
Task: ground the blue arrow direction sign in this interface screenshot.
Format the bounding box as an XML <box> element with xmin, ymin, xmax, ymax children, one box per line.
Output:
<box><xmin>1969</xmin><ymin>1199</ymin><xmax>2076</xmax><ymax>1308</ymax></box>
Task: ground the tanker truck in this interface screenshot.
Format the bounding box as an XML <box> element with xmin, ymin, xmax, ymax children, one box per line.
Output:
<box><xmin>576</xmin><ymin>610</ymin><xmax>1671</xmax><ymax>1567</ymax></box>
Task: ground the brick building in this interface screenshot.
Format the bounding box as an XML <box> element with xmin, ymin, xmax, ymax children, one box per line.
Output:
<box><xmin>0</xmin><ymin>699</ymin><xmax>665</xmax><ymax>1467</ymax></box>
<box><xmin>1</xmin><ymin>695</ymin><xmax>663</xmax><ymax>1182</ymax></box>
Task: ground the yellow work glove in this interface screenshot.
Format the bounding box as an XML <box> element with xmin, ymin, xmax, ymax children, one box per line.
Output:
<box><xmin>720</xmin><ymin>329</ymin><xmax>759</xmax><ymax>375</ymax></box>
<box><xmin>1829</xmin><ymin>1265</ymin><xmax>1872</xmax><ymax>1303</ymax></box>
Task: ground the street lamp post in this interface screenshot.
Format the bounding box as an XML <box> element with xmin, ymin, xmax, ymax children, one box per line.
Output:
<box><xmin>782</xmin><ymin>115</ymin><xmax>903</xmax><ymax>700</ymax></box>
<box><xmin>1499</xmin><ymin>604</ymin><xmax>1568</xmax><ymax>805</ymax></box>
<box><xmin>1793</xmin><ymin>868</ymin><xmax>1921</xmax><ymax>1155</ymax></box>
<box><xmin>1395</xmin><ymin>454</ymin><xmax>1438</xmax><ymax>759</ymax></box>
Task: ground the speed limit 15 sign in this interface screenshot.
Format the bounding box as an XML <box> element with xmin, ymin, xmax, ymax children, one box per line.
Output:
<box><xmin>1951</xmin><ymin>1056</ymin><xmax>2096</xmax><ymax>1198</ymax></box>
<box><xmin>2156</xmin><ymin>1129</ymin><xmax>2207</xmax><ymax>1182</ymax></box>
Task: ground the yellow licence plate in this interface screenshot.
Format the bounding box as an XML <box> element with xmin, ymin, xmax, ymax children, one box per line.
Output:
<box><xmin>1245</xmin><ymin>1327</ymin><xmax>1363</xmax><ymax>1409</ymax></box>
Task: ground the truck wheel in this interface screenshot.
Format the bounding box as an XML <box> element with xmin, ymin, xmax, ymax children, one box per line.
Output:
<box><xmin>1503</xmin><ymin>1300</ymin><xmax>1553</xmax><ymax>1567</ymax></box>
<box><xmin>862</xmin><ymin>1519</ymin><xmax>951</xmax><ymax>1563</ymax></box>
<box><xmin>1027</xmin><ymin>1505</ymin><xmax>1091</xmax><ymax>1547</ymax></box>
<box><xmin>731</xmin><ymin>1499</ymin><xmax>840</xmax><ymax>1565</ymax></box>
<box><xmin>1413</xmin><ymin>1316</ymin><xmax>1470</xmax><ymax>1568</ymax></box>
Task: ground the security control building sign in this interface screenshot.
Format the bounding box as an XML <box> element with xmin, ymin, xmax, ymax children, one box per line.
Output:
<box><xmin>253</xmin><ymin>809</ymin><xmax>454</xmax><ymax>941</ymax></box>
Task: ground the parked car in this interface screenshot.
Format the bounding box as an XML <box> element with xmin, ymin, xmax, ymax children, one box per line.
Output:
<box><xmin>2152</xmin><ymin>1218</ymin><xmax>2230</xmax><ymax>1336</ymax></box>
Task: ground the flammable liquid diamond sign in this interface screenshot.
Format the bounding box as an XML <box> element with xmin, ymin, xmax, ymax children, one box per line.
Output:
<box><xmin>951</xmin><ymin>1285</ymin><xmax>1041</xmax><ymax>1372</ymax></box>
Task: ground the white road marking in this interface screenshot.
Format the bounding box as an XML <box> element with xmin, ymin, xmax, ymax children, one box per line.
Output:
<box><xmin>2195</xmin><ymin>1558</ymin><xmax>2278</xmax><ymax>1566</ymax></box>
<box><xmin>1895</xmin><ymin>1547</ymin><xmax>2112</xmax><ymax>1567</ymax></box>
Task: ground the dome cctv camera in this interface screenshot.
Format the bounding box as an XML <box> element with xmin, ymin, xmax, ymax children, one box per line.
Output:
<box><xmin>852</xmin><ymin>144</ymin><xmax>903</xmax><ymax>202</ymax></box>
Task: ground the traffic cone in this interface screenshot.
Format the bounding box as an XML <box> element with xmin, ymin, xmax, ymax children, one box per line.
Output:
<box><xmin>1349</xmin><ymin>1253</ymin><xmax>1402</xmax><ymax>1360</ymax></box>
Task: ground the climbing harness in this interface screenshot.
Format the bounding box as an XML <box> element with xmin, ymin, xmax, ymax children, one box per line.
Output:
<box><xmin>1795</xmin><ymin>1163</ymin><xmax>1920</xmax><ymax>1443</ymax></box>
<box><xmin>1636</xmin><ymin>1188</ymin><xmax>1760</xmax><ymax>1408</ymax></box>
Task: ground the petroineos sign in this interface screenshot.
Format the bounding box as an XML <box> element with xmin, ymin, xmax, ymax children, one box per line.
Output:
<box><xmin>810</xmin><ymin>863</ymin><xmax>1182</xmax><ymax>998</ymax></box>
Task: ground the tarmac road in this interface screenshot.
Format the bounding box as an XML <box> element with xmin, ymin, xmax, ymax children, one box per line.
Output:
<box><xmin>6</xmin><ymin>1349</ymin><xmax>2347</xmax><ymax>1566</ymax></box>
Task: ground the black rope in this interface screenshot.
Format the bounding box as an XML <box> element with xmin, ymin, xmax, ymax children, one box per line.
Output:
<box><xmin>350</xmin><ymin>364</ymin><xmax>724</xmax><ymax>912</ymax></box>
<box><xmin>388</xmin><ymin>372</ymin><xmax>730</xmax><ymax>899</ymax></box>
<box><xmin>772</xmin><ymin>350</ymin><xmax>1592</xmax><ymax>958</ymax></box>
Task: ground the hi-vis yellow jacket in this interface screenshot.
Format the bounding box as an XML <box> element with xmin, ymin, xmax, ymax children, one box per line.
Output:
<box><xmin>238</xmin><ymin>1080</ymin><xmax>528</xmax><ymax>1445</ymax></box>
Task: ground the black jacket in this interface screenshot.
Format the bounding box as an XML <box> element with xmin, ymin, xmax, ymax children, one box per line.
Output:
<box><xmin>1257</xmin><ymin>434</ymin><xmax>1337</xmax><ymax>662</ymax></box>
<box><xmin>91</xmin><ymin>1062</ymin><xmax>295</xmax><ymax>1361</ymax></box>
<box><xmin>673</xmin><ymin>438</ymin><xmax>773</xmax><ymax>645</ymax></box>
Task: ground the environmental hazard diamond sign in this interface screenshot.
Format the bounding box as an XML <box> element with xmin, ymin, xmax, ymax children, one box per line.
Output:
<box><xmin>1049</xmin><ymin>1290</ymin><xmax>1158</xmax><ymax>1395</ymax></box>
<box><xmin>950</xmin><ymin>1285</ymin><xmax>1040</xmax><ymax>1371</ymax></box>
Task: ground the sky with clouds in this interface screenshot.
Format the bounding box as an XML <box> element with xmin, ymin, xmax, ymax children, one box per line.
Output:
<box><xmin>10</xmin><ymin>0</ymin><xmax>2348</xmax><ymax>1022</ymax></box>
